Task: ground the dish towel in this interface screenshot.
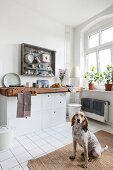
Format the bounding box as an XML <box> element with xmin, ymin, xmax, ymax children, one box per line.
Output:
<box><xmin>17</xmin><ymin>93</ymin><xmax>31</xmax><ymax>118</ymax></box>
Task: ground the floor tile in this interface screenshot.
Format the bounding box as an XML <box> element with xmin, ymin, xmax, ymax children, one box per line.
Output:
<box><xmin>28</xmin><ymin>147</ymin><xmax>46</xmax><ymax>158</ymax></box>
<box><xmin>44</xmin><ymin>136</ymin><xmax>57</xmax><ymax>143</ymax></box>
<box><xmin>15</xmin><ymin>152</ymin><xmax>32</xmax><ymax>164</ymax></box>
<box><xmin>25</xmin><ymin>132</ymin><xmax>36</xmax><ymax>138</ymax></box>
<box><xmin>38</xmin><ymin>132</ymin><xmax>50</xmax><ymax>138</ymax></box>
<box><xmin>59</xmin><ymin>138</ymin><xmax>72</xmax><ymax>145</ymax></box>
<box><xmin>33</xmin><ymin>139</ymin><xmax>48</xmax><ymax>146</ymax></box>
<box><xmin>1</xmin><ymin>157</ymin><xmax>19</xmax><ymax>170</ymax></box>
<box><xmin>21</xmin><ymin>161</ymin><xmax>29</xmax><ymax>170</ymax></box>
<box><xmin>28</xmin><ymin>135</ymin><xmax>42</xmax><ymax>142</ymax></box>
<box><xmin>9</xmin><ymin>165</ymin><xmax>23</xmax><ymax>170</ymax></box>
<box><xmin>16</xmin><ymin>136</ymin><xmax>31</xmax><ymax>145</ymax></box>
<box><xmin>10</xmin><ymin>146</ymin><xmax>27</xmax><ymax>156</ymax></box>
<box><xmin>0</xmin><ymin>150</ymin><xmax>13</xmax><ymax>162</ymax></box>
<box><xmin>10</xmin><ymin>139</ymin><xmax>21</xmax><ymax>149</ymax></box>
<box><xmin>40</xmin><ymin>143</ymin><xmax>56</xmax><ymax>153</ymax></box>
<box><xmin>50</xmin><ymin>140</ymin><xmax>65</xmax><ymax>148</ymax></box>
<box><xmin>22</xmin><ymin>142</ymin><xmax>37</xmax><ymax>151</ymax></box>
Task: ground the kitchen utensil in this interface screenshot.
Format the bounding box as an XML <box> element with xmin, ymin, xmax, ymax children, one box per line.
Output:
<box><xmin>24</xmin><ymin>53</ymin><xmax>34</xmax><ymax>64</ymax></box>
<box><xmin>2</xmin><ymin>73</ymin><xmax>21</xmax><ymax>87</ymax></box>
<box><xmin>35</xmin><ymin>56</ymin><xmax>41</xmax><ymax>63</ymax></box>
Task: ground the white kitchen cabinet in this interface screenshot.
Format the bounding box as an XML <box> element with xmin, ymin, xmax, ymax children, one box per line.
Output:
<box><xmin>0</xmin><ymin>95</ymin><xmax>42</xmax><ymax>136</ymax></box>
<box><xmin>42</xmin><ymin>93</ymin><xmax>66</xmax><ymax>129</ymax></box>
<box><xmin>0</xmin><ymin>92</ymin><xmax>66</xmax><ymax>136</ymax></box>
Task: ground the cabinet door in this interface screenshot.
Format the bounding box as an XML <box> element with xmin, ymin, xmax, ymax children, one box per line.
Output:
<box><xmin>42</xmin><ymin>93</ymin><xmax>54</xmax><ymax>110</ymax></box>
<box><xmin>31</xmin><ymin>95</ymin><xmax>42</xmax><ymax>112</ymax></box>
<box><xmin>54</xmin><ymin>93</ymin><xmax>66</xmax><ymax>109</ymax></box>
<box><xmin>7</xmin><ymin>96</ymin><xmax>42</xmax><ymax>136</ymax></box>
<box><xmin>55</xmin><ymin>107</ymin><xmax>66</xmax><ymax>125</ymax></box>
<box><xmin>42</xmin><ymin>109</ymin><xmax>55</xmax><ymax>129</ymax></box>
<box><xmin>42</xmin><ymin>93</ymin><xmax>66</xmax><ymax>129</ymax></box>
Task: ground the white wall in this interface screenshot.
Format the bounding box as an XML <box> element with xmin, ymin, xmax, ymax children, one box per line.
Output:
<box><xmin>74</xmin><ymin>5</ymin><xmax>113</xmax><ymax>86</ymax></box>
<box><xmin>0</xmin><ymin>0</ymin><xmax>69</xmax><ymax>86</ymax></box>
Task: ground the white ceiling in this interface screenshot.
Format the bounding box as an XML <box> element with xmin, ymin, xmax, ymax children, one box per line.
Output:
<box><xmin>16</xmin><ymin>0</ymin><xmax>113</xmax><ymax>27</ymax></box>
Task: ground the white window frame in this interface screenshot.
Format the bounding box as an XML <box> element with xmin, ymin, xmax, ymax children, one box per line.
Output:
<box><xmin>84</xmin><ymin>23</ymin><xmax>113</xmax><ymax>76</ymax></box>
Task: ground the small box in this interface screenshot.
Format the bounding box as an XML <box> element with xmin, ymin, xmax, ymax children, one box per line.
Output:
<box><xmin>42</xmin><ymin>53</ymin><xmax>50</xmax><ymax>63</ymax></box>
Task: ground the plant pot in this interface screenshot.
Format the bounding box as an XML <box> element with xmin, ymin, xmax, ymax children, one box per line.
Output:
<box><xmin>88</xmin><ymin>83</ymin><xmax>94</xmax><ymax>90</ymax></box>
<box><xmin>105</xmin><ymin>84</ymin><xmax>112</xmax><ymax>91</ymax></box>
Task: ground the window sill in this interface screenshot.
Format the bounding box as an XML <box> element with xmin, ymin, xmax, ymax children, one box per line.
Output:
<box><xmin>83</xmin><ymin>89</ymin><xmax>113</xmax><ymax>93</ymax></box>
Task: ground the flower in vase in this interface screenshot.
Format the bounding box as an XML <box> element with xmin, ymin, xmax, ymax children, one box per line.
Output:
<box><xmin>59</xmin><ymin>69</ymin><xmax>66</xmax><ymax>86</ymax></box>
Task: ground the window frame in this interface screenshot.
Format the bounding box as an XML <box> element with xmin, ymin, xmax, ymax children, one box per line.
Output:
<box><xmin>84</xmin><ymin>23</ymin><xmax>113</xmax><ymax>87</ymax></box>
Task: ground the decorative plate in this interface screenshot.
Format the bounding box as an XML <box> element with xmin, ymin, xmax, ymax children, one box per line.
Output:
<box><xmin>24</xmin><ymin>53</ymin><xmax>34</xmax><ymax>64</ymax></box>
<box><xmin>2</xmin><ymin>73</ymin><xmax>21</xmax><ymax>87</ymax></box>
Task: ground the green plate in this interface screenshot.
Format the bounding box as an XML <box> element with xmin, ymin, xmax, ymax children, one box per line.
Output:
<box><xmin>2</xmin><ymin>73</ymin><xmax>21</xmax><ymax>87</ymax></box>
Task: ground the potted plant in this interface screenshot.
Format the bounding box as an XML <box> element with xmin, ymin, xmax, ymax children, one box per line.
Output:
<box><xmin>99</xmin><ymin>65</ymin><xmax>113</xmax><ymax>91</ymax></box>
<box><xmin>84</xmin><ymin>66</ymin><xmax>99</xmax><ymax>90</ymax></box>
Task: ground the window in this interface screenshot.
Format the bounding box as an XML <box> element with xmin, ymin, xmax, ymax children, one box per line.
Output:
<box><xmin>102</xmin><ymin>27</ymin><xmax>113</xmax><ymax>44</ymax></box>
<box><xmin>85</xmin><ymin>25</ymin><xmax>113</xmax><ymax>82</ymax></box>
<box><xmin>86</xmin><ymin>52</ymin><xmax>97</xmax><ymax>72</ymax></box>
<box><xmin>99</xmin><ymin>49</ymin><xmax>111</xmax><ymax>72</ymax></box>
<box><xmin>89</xmin><ymin>33</ymin><xmax>99</xmax><ymax>48</ymax></box>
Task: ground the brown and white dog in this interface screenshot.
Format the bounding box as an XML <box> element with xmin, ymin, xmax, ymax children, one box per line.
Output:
<box><xmin>69</xmin><ymin>111</ymin><xmax>108</xmax><ymax>168</ymax></box>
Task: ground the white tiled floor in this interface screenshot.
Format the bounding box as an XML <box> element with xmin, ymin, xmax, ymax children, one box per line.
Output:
<box><xmin>0</xmin><ymin>119</ymin><xmax>113</xmax><ymax>170</ymax></box>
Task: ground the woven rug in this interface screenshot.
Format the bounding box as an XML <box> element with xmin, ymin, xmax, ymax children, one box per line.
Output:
<box><xmin>28</xmin><ymin>131</ymin><xmax>113</xmax><ymax>170</ymax></box>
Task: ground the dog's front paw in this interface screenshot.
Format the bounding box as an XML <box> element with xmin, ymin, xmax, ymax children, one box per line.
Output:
<box><xmin>88</xmin><ymin>158</ymin><xmax>92</xmax><ymax>162</ymax></box>
<box><xmin>82</xmin><ymin>165</ymin><xmax>88</xmax><ymax>169</ymax></box>
<box><xmin>69</xmin><ymin>156</ymin><xmax>75</xmax><ymax>160</ymax></box>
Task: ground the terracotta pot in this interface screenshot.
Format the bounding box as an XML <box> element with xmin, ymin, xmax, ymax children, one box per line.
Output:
<box><xmin>105</xmin><ymin>84</ymin><xmax>113</xmax><ymax>91</ymax></box>
<box><xmin>88</xmin><ymin>83</ymin><xmax>94</xmax><ymax>90</ymax></box>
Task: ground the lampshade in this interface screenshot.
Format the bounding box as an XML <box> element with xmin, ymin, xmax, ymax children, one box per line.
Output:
<box><xmin>70</xmin><ymin>66</ymin><xmax>80</xmax><ymax>78</ymax></box>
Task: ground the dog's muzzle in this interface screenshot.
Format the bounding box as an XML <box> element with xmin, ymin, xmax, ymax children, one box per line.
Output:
<box><xmin>77</xmin><ymin>119</ymin><xmax>80</xmax><ymax>123</ymax></box>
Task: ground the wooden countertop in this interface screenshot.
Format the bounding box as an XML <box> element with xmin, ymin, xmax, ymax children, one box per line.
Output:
<box><xmin>0</xmin><ymin>87</ymin><xmax>70</xmax><ymax>96</ymax></box>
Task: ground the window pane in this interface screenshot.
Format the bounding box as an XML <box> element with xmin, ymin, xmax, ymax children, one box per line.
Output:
<box><xmin>102</xmin><ymin>27</ymin><xmax>113</xmax><ymax>44</ymax></box>
<box><xmin>86</xmin><ymin>52</ymin><xmax>97</xmax><ymax>72</ymax></box>
<box><xmin>89</xmin><ymin>33</ymin><xmax>99</xmax><ymax>48</ymax></box>
<box><xmin>99</xmin><ymin>49</ymin><xmax>111</xmax><ymax>72</ymax></box>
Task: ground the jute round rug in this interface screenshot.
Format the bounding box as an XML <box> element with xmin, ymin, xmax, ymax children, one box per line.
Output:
<box><xmin>28</xmin><ymin>131</ymin><xmax>113</xmax><ymax>170</ymax></box>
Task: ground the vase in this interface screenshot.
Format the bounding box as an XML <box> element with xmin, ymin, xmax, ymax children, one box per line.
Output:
<box><xmin>60</xmin><ymin>79</ymin><xmax>63</xmax><ymax>86</ymax></box>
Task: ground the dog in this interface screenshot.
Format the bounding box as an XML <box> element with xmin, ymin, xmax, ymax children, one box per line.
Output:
<box><xmin>69</xmin><ymin>111</ymin><xmax>108</xmax><ymax>168</ymax></box>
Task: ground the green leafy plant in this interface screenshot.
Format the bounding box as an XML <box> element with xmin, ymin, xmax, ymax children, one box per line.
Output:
<box><xmin>84</xmin><ymin>66</ymin><xmax>99</xmax><ymax>83</ymax></box>
<box><xmin>99</xmin><ymin>65</ymin><xmax>113</xmax><ymax>84</ymax></box>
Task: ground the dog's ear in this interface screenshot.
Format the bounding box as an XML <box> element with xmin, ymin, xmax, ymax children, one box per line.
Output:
<box><xmin>82</xmin><ymin>116</ymin><xmax>88</xmax><ymax>132</ymax></box>
<box><xmin>71</xmin><ymin>115</ymin><xmax>75</xmax><ymax>126</ymax></box>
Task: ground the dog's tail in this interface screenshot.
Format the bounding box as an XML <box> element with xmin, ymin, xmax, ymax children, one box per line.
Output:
<box><xmin>101</xmin><ymin>145</ymin><xmax>108</xmax><ymax>153</ymax></box>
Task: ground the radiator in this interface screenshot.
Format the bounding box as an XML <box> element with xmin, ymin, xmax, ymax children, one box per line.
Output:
<box><xmin>81</xmin><ymin>98</ymin><xmax>110</xmax><ymax>122</ymax></box>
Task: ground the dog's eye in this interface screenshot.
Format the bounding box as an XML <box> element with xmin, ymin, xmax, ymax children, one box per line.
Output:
<box><xmin>81</xmin><ymin>115</ymin><xmax>83</xmax><ymax>117</ymax></box>
<box><xmin>76</xmin><ymin>114</ymin><xmax>78</xmax><ymax>116</ymax></box>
